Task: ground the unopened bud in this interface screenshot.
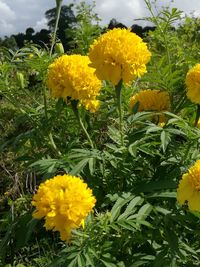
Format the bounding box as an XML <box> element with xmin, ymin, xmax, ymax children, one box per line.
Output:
<box><xmin>55</xmin><ymin>43</ymin><xmax>64</xmax><ymax>54</ymax></box>
<box><xmin>28</xmin><ymin>53</ymin><xmax>34</xmax><ymax>59</ymax></box>
<box><xmin>16</xmin><ymin>72</ymin><xmax>25</xmax><ymax>89</ymax></box>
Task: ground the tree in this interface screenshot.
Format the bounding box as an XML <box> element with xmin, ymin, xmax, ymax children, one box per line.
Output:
<box><xmin>13</xmin><ymin>33</ymin><xmax>25</xmax><ymax>48</ymax></box>
<box><xmin>0</xmin><ymin>36</ymin><xmax>17</xmax><ymax>49</ymax></box>
<box><xmin>25</xmin><ymin>27</ymin><xmax>35</xmax><ymax>39</ymax></box>
<box><xmin>33</xmin><ymin>29</ymin><xmax>51</xmax><ymax>47</ymax></box>
<box><xmin>108</xmin><ymin>18</ymin><xmax>127</xmax><ymax>30</ymax></box>
<box><xmin>131</xmin><ymin>24</ymin><xmax>143</xmax><ymax>37</ymax></box>
<box><xmin>26</xmin><ymin>27</ymin><xmax>35</xmax><ymax>37</ymax></box>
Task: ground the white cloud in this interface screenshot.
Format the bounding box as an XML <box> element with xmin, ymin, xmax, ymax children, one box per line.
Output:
<box><xmin>94</xmin><ymin>0</ymin><xmax>200</xmax><ymax>27</ymax></box>
<box><xmin>0</xmin><ymin>20</ymin><xmax>15</xmax><ymax>36</ymax></box>
<box><xmin>169</xmin><ymin>0</ymin><xmax>200</xmax><ymax>13</ymax></box>
<box><xmin>0</xmin><ymin>1</ymin><xmax>16</xmax><ymax>36</ymax></box>
<box><xmin>192</xmin><ymin>10</ymin><xmax>200</xmax><ymax>17</ymax></box>
<box><xmin>94</xmin><ymin>0</ymin><xmax>147</xmax><ymax>26</ymax></box>
<box><xmin>1</xmin><ymin>0</ymin><xmax>200</xmax><ymax>37</ymax></box>
<box><xmin>0</xmin><ymin>1</ymin><xmax>15</xmax><ymax>20</ymax></box>
<box><xmin>34</xmin><ymin>17</ymin><xmax>48</xmax><ymax>32</ymax></box>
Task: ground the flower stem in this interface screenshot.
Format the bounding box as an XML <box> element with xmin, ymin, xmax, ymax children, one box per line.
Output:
<box><xmin>71</xmin><ymin>100</ymin><xmax>94</xmax><ymax>149</ymax></box>
<box><xmin>43</xmin><ymin>86</ymin><xmax>61</xmax><ymax>156</ymax></box>
<box><xmin>50</xmin><ymin>0</ymin><xmax>63</xmax><ymax>57</ymax></box>
<box><xmin>115</xmin><ymin>80</ymin><xmax>124</xmax><ymax>146</ymax></box>
<box><xmin>194</xmin><ymin>104</ymin><xmax>200</xmax><ymax>127</ymax></box>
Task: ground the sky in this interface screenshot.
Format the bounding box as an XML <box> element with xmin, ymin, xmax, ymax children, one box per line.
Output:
<box><xmin>0</xmin><ymin>0</ymin><xmax>200</xmax><ymax>37</ymax></box>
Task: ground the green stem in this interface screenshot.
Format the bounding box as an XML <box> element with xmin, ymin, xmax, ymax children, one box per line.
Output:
<box><xmin>43</xmin><ymin>86</ymin><xmax>48</xmax><ymax>120</ymax></box>
<box><xmin>115</xmin><ymin>80</ymin><xmax>124</xmax><ymax>146</ymax></box>
<box><xmin>50</xmin><ymin>0</ymin><xmax>63</xmax><ymax>57</ymax></box>
<box><xmin>71</xmin><ymin>100</ymin><xmax>94</xmax><ymax>149</ymax></box>
<box><xmin>194</xmin><ymin>104</ymin><xmax>200</xmax><ymax>127</ymax></box>
<box><xmin>144</xmin><ymin>0</ymin><xmax>171</xmax><ymax>65</ymax></box>
<box><xmin>43</xmin><ymin>86</ymin><xmax>61</xmax><ymax>156</ymax></box>
<box><xmin>48</xmin><ymin>132</ymin><xmax>61</xmax><ymax>155</ymax></box>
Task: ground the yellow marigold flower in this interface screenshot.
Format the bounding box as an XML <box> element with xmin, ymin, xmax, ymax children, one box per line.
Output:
<box><xmin>130</xmin><ymin>89</ymin><xmax>170</xmax><ymax>122</ymax></box>
<box><xmin>47</xmin><ymin>55</ymin><xmax>101</xmax><ymax>112</ymax></box>
<box><xmin>130</xmin><ymin>89</ymin><xmax>170</xmax><ymax>112</ymax></box>
<box><xmin>81</xmin><ymin>99</ymin><xmax>100</xmax><ymax>113</ymax></box>
<box><xmin>89</xmin><ymin>28</ymin><xmax>151</xmax><ymax>85</ymax></box>
<box><xmin>177</xmin><ymin>160</ymin><xmax>200</xmax><ymax>211</ymax></box>
<box><xmin>185</xmin><ymin>64</ymin><xmax>200</xmax><ymax>104</ymax></box>
<box><xmin>32</xmin><ymin>174</ymin><xmax>96</xmax><ymax>241</ymax></box>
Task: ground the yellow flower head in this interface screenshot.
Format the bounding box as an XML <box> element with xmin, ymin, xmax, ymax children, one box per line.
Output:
<box><xmin>130</xmin><ymin>89</ymin><xmax>170</xmax><ymax>111</ymax></box>
<box><xmin>32</xmin><ymin>174</ymin><xmax>96</xmax><ymax>241</ymax></box>
<box><xmin>177</xmin><ymin>160</ymin><xmax>200</xmax><ymax>211</ymax></box>
<box><xmin>47</xmin><ymin>55</ymin><xmax>102</xmax><ymax>112</ymax></box>
<box><xmin>130</xmin><ymin>90</ymin><xmax>170</xmax><ymax>123</ymax></box>
<box><xmin>89</xmin><ymin>28</ymin><xmax>151</xmax><ymax>85</ymax></box>
<box><xmin>185</xmin><ymin>63</ymin><xmax>200</xmax><ymax>104</ymax></box>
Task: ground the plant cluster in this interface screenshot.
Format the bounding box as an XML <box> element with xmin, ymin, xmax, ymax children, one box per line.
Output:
<box><xmin>1</xmin><ymin>1</ymin><xmax>200</xmax><ymax>266</ymax></box>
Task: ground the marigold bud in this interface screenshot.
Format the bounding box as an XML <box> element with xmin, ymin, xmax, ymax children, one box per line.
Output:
<box><xmin>55</xmin><ymin>43</ymin><xmax>64</xmax><ymax>54</ymax></box>
<box><xmin>16</xmin><ymin>72</ymin><xmax>25</xmax><ymax>89</ymax></box>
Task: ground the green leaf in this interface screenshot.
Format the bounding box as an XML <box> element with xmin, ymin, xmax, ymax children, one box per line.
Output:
<box><xmin>66</xmin><ymin>252</ymin><xmax>80</xmax><ymax>260</ymax></box>
<box><xmin>155</xmin><ymin>206</ymin><xmax>171</xmax><ymax>215</ymax></box>
<box><xmin>166</xmin><ymin>128</ymin><xmax>186</xmax><ymax>137</ymax></box>
<box><xmin>70</xmin><ymin>158</ymin><xmax>89</xmax><ymax>175</ymax></box>
<box><xmin>77</xmin><ymin>254</ymin><xmax>85</xmax><ymax>267</ymax></box>
<box><xmin>68</xmin><ymin>258</ymin><xmax>78</xmax><ymax>267</ymax></box>
<box><xmin>128</xmin><ymin>142</ymin><xmax>138</xmax><ymax>157</ymax></box>
<box><xmin>117</xmin><ymin>220</ymin><xmax>137</xmax><ymax>231</ymax></box>
<box><xmin>131</xmin><ymin>101</ymin><xmax>140</xmax><ymax>114</ymax></box>
<box><xmin>25</xmin><ymin>218</ymin><xmax>38</xmax><ymax>243</ymax></box>
<box><xmin>128</xmin><ymin>112</ymin><xmax>152</xmax><ymax>124</ymax></box>
<box><xmin>128</xmin><ymin>135</ymin><xmax>152</xmax><ymax>157</ymax></box>
<box><xmin>85</xmin><ymin>253</ymin><xmax>94</xmax><ymax>266</ymax></box>
<box><xmin>160</xmin><ymin>130</ymin><xmax>171</xmax><ymax>153</ymax></box>
<box><xmin>107</xmin><ymin>126</ymin><xmax>121</xmax><ymax>145</ymax></box>
<box><xmin>146</xmin><ymin>126</ymin><xmax>162</xmax><ymax>134</ymax></box>
<box><xmin>110</xmin><ymin>196</ymin><xmax>133</xmax><ymax>222</ymax></box>
<box><xmin>15</xmin><ymin>213</ymin><xmax>36</xmax><ymax>249</ymax></box>
<box><xmin>30</xmin><ymin>158</ymin><xmax>59</xmax><ymax>176</ymax></box>
<box><xmin>165</xmin><ymin>222</ymin><xmax>180</xmax><ymax>255</ymax></box>
<box><xmin>147</xmin><ymin>192</ymin><xmax>176</xmax><ymax>198</ymax></box>
<box><xmin>137</xmin><ymin>203</ymin><xmax>152</xmax><ymax>221</ymax></box>
<box><xmin>153</xmin><ymin>249</ymin><xmax>170</xmax><ymax>267</ymax></box>
<box><xmin>134</xmin><ymin>180</ymin><xmax>177</xmax><ymax>193</ymax></box>
<box><xmin>129</xmin><ymin>260</ymin><xmax>148</xmax><ymax>267</ymax></box>
<box><xmin>88</xmin><ymin>157</ymin><xmax>95</xmax><ymax>175</ymax></box>
<box><xmin>118</xmin><ymin>196</ymin><xmax>144</xmax><ymax>220</ymax></box>
<box><xmin>101</xmin><ymin>260</ymin><xmax>117</xmax><ymax>267</ymax></box>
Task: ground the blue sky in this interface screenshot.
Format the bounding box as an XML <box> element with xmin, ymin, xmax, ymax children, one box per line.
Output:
<box><xmin>0</xmin><ymin>0</ymin><xmax>200</xmax><ymax>37</ymax></box>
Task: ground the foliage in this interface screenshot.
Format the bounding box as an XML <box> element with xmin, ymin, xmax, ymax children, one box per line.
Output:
<box><xmin>67</xmin><ymin>1</ymin><xmax>102</xmax><ymax>55</ymax></box>
<box><xmin>1</xmin><ymin>1</ymin><xmax>200</xmax><ymax>266</ymax></box>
